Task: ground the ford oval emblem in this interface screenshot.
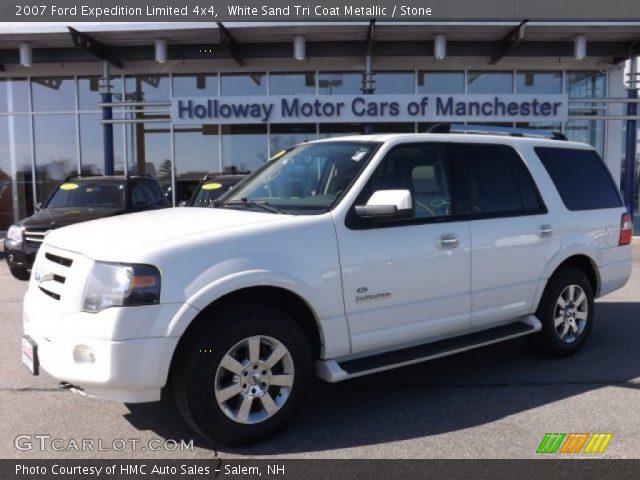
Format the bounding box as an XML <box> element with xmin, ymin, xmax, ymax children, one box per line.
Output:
<box><xmin>33</xmin><ymin>268</ymin><xmax>43</xmax><ymax>282</ymax></box>
<box><xmin>356</xmin><ymin>287</ymin><xmax>368</xmax><ymax>294</ymax></box>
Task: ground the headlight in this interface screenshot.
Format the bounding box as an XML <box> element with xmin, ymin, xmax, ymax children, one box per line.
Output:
<box><xmin>82</xmin><ymin>262</ymin><xmax>161</xmax><ymax>313</ymax></box>
<box><xmin>6</xmin><ymin>225</ymin><xmax>23</xmax><ymax>243</ymax></box>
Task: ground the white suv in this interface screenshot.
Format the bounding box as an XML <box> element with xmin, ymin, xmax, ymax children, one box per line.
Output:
<box><xmin>22</xmin><ymin>130</ymin><xmax>633</xmax><ymax>446</ymax></box>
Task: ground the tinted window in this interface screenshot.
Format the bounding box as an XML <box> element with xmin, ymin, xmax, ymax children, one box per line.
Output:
<box><xmin>457</xmin><ymin>144</ymin><xmax>544</xmax><ymax>216</ymax></box>
<box><xmin>365</xmin><ymin>143</ymin><xmax>456</xmax><ymax>219</ymax></box>
<box><xmin>131</xmin><ymin>182</ymin><xmax>146</xmax><ymax>205</ymax></box>
<box><xmin>535</xmin><ymin>147</ymin><xmax>622</xmax><ymax>211</ymax></box>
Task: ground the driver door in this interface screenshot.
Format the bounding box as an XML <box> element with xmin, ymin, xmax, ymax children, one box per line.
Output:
<box><xmin>334</xmin><ymin>142</ymin><xmax>472</xmax><ymax>355</ymax></box>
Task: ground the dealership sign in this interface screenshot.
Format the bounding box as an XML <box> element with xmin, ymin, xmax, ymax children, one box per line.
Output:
<box><xmin>171</xmin><ymin>94</ymin><xmax>568</xmax><ymax>125</ymax></box>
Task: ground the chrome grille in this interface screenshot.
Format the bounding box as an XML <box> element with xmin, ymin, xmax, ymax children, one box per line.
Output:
<box><xmin>34</xmin><ymin>250</ymin><xmax>74</xmax><ymax>302</ymax></box>
<box><xmin>24</xmin><ymin>228</ymin><xmax>49</xmax><ymax>245</ymax></box>
<box><xmin>45</xmin><ymin>252</ymin><xmax>73</xmax><ymax>268</ymax></box>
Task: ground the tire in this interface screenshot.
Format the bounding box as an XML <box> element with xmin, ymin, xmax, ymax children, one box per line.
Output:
<box><xmin>9</xmin><ymin>267</ymin><xmax>30</xmax><ymax>281</ymax></box>
<box><xmin>530</xmin><ymin>266</ymin><xmax>594</xmax><ymax>357</ymax></box>
<box><xmin>171</xmin><ymin>303</ymin><xmax>313</xmax><ymax>446</ymax></box>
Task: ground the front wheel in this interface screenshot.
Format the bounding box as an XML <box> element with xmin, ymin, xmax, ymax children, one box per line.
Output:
<box><xmin>171</xmin><ymin>304</ymin><xmax>313</xmax><ymax>446</ymax></box>
<box><xmin>530</xmin><ymin>266</ymin><xmax>594</xmax><ymax>357</ymax></box>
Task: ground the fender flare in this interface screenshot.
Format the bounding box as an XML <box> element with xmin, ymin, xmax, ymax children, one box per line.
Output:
<box><xmin>531</xmin><ymin>245</ymin><xmax>601</xmax><ymax>311</ymax></box>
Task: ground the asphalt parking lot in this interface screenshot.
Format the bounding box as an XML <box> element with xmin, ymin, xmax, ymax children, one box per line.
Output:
<box><xmin>0</xmin><ymin>245</ymin><xmax>639</xmax><ymax>460</ymax></box>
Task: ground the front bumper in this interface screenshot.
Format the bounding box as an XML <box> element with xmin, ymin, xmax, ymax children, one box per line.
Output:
<box><xmin>23</xmin><ymin>288</ymin><xmax>185</xmax><ymax>403</ymax></box>
<box><xmin>4</xmin><ymin>239</ymin><xmax>39</xmax><ymax>270</ymax></box>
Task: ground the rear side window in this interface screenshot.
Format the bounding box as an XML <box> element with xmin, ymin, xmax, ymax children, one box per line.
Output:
<box><xmin>535</xmin><ymin>147</ymin><xmax>622</xmax><ymax>211</ymax></box>
<box><xmin>456</xmin><ymin>143</ymin><xmax>545</xmax><ymax>217</ymax></box>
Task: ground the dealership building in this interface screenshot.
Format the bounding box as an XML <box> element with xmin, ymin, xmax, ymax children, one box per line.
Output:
<box><xmin>0</xmin><ymin>21</ymin><xmax>639</xmax><ymax>231</ymax></box>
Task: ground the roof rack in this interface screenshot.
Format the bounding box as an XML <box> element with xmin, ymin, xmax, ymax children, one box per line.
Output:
<box><xmin>427</xmin><ymin>123</ymin><xmax>567</xmax><ymax>141</ymax></box>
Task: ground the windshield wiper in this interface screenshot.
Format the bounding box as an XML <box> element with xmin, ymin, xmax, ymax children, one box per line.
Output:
<box><xmin>222</xmin><ymin>198</ymin><xmax>282</xmax><ymax>214</ymax></box>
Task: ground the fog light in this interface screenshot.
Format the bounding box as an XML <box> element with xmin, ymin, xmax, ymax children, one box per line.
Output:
<box><xmin>73</xmin><ymin>345</ymin><xmax>95</xmax><ymax>364</ymax></box>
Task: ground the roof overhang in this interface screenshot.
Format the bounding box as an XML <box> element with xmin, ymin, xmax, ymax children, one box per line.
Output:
<box><xmin>0</xmin><ymin>22</ymin><xmax>637</xmax><ymax>64</ymax></box>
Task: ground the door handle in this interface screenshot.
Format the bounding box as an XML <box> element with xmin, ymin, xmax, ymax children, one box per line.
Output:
<box><xmin>538</xmin><ymin>224</ymin><xmax>554</xmax><ymax>238</ymax></box>
<box><xmin>437</xmin><ymin>233</ymin><xmax>459</xmax><ymax>250</ymax></box>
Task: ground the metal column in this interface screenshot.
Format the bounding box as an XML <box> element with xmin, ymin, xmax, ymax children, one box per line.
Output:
<box><xmin>100</xmin><ymin>62</ymin><xmax>115</xmax><ymax>175</ymax></box>
<box><xmin>624</xmin><ymin>57</ymin><xmax>638</xmax><ymax>215</ymax></box>
<box><xmin>362</xmin><ymin>20</ymin><xmax>376</xmax><ymax>135</ymax></box>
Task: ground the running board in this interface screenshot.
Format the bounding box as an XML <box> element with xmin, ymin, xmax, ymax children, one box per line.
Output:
<box><xmin>316</xmin><ymin>316</ymin><xmax>541</xmax><ymax>382</ymax></box>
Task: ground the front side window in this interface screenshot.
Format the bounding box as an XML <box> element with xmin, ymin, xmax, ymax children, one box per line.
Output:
<box><xmin>46</xmin><ymin>181</ymin><xmax>126</xmax><ymax>209</ymax></box>
<box><xmin>361</xmin><ymin>143</ymin><xmax>456</xmax><ymax>220</ymax></box>
<box><xmin>535</xmin><ymin>147</ymin><xmax>622</xmax><ymax>211</ymax></box>
<box><xmin>222</xmin><ymin>141</ymin><xmax>378</xmax><ymax>213</ymax></box>
<box><xmin>456</xmin><ymin>143</ymin><xmax>545</xmax><ymax>216</ymax></box>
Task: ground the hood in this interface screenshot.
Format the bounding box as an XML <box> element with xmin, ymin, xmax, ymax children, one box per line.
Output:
<box><xmin>20</xmin><ymin>207</ymin><xmax>124</xmax><ymax>229</ymax></box>
<box><xmin>44</xmin><ymin>207</ymin><xmax>286</xmax><ymax>260</ymax></box>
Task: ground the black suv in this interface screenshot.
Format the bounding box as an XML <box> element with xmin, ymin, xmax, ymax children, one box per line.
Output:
<box><xmin>4</xmin><ymin>174</ymin><xmax>169</xmax><ymax>280</ymax></box>
<box><xmin>185</xmin><ymin>172</ymin><xmax>248</xmax><ymax>207</ymax></box>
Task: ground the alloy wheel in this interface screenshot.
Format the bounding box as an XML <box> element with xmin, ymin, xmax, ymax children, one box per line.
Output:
<box><xmin>214</xmin><ymin>335</ymin><xmax>295</xmax><ymax>424</ymax></box>
<box><xmin>553</xmin><ymin>284</ymin><xmax>588</xmax><ymax>343</ymax></box>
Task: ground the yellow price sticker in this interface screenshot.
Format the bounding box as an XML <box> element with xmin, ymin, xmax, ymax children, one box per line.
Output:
<box><xmin>202</xmin><ymin>182</ymin><xmax>223</xmax><ymax>190</ymax></box>
<box><xmin>60</xmin><ymin>183</ymin><xmax>79</xmax><ymax>190</ymax></box>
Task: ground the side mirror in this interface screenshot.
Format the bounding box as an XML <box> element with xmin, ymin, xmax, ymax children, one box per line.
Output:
<box><xmin>34</xmin><ymin>202</ymin><xmax>42</xmax><ymax>212</ymax></box>
<box><xmin>355</xmin><ymin>190</ymin><xmax>413</xmax><ymax>221</ymax></box>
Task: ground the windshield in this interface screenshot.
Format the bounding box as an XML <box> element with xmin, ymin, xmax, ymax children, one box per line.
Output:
<box><xmin>46</xmin><ymin>181</ymin><xmax>126</xmax><ymax>209</ymax></box>
<box><xmin>192</xmin><ymin>181</ymin><xmax>236</xmax><ymax>207</ymax></box>
<box><xmin>222</xmin><ymin>141</ymin><xmax>378</xmax><ymax>213</ymax></box>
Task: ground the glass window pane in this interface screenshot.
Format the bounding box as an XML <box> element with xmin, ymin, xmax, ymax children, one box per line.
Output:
<box><xmin>33</xmin><ymin>114</ymin><xmax>78</xmax><ymax>202</ymax></box>
<box><xmin>220</xmin><ymin>73</ymin><xmax>266</xmax><ymax>96</ymax></box>
<box><xmin>270</xmin><ymin>124</ymin><xmax>316</xmax><ymax>153</ymax></box>
<box><xmin>0</xmin><ymin>79</ymin><xmax>29</xmax><ymax>113</ymax></box>
<box><xmin>318</xmin><ymin>72</ymin><xmax>361</xmax><ymax>95</ymax></box>
<box><xmin>566</xmin><ymin>119</ymin><xmax>605</xmax><ymax>155</ymax></box>
<box><xmin>270</xmin><ymin>72</ymin><xmax>316</xmax><ymax>95</ymax></box>
<box><xmin>369</xmin><ymin>143</ymin><xmax>454</xmax><ymax>219</ymax></box>
<box><xmin>319</xmin><ymin>123</ymin><xmax>362</xmax><ymax>138</ymax></box>
<box><xmin>467</xmin><ymin>71</ymin><xmax>514</xmax><ymax>94</ymax></box>
<box><xmin>127</xmin><ymin>123</ymin><xmax>171</xmax><ymax>187</ymax></box>
<box><xmin>566</xmin><ymin>72</ymin><xmax>606</xmax><ymax>154</ymax></box>
<box><xmin>79</xmin><ymin>114</ymin><xmax>125</xmax><ymax>175</ymax></box>
<box><xmin>516</xmin><ymin>71</ymin><xmax>562</xmax><ymax>94</ymax></box>
<box><xmin>32</xmin><ymin>77</ymin><xmax>76</xmax><ymax>111</ymax></box>
<box><xmin>78</xmin><ymin>76</ymin><xmax>123</xmax><ymax>111</ymax></box>
<box><xmin>457</xmin><ymin>143</ymin><xmax>526</xmax><ymax>215</ymax></box>
<box><xmin>515</xmin><ymin>121</ymin><xmax>563</xmax><ymax>131</ymax></box>
<box><xmin>221</xmin><ymin>124</ymin><xmax>268</xmax><ymax>172</ymax></box>
<box><xmin>0</xmin><ymin>115</ymin><xmax>33</xmax><ymax>225</ymax></box>
<box><xmin>375</xmin><ymin>72</ymin><xmax>415</xmax><ymax>94</ymax></box>
<box><xmin>0</xmin><ymin>80</ymin><xmax>5</xmax><ymax>113</ymax></box>
<box><xmin>370</xmin><ymin>123</ymin><xmax>415</xmax><ymax>133</ymax></box>
<box><xmin>174</xmin><ymin>124</ymin><xmax>220</xmax><ymax>204</ymax></box>
<box><xmin>124</xmin><ymin>75</ymin><xmax>170</xmax><ymax>102</ymax></box>
<box><xmin>536</xmin><ymin>147</ymin><xmax>621</xmax><ymax>211</ymax></box>
<box><xmin>567</xmin><ymin>72</ymin><xmax>606</xmax><ymax>98</ymax></box>
<box><xmin>173</xmin><ymin>74</ymin><xmax>218</xmax><ymax>98</ymax></box>
<box><xmin>417</xmin><ymin>72</ymin><xmax>464</xmax><ymax>94</ymax></box>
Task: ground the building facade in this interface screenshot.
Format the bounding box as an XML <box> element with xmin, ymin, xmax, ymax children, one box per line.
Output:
<box><xmin>0</xmin><ymin>22</ymin><xmax>638</xmax><ymax>231</ymax></box>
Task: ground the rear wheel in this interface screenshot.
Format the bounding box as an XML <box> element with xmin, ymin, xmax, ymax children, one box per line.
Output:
<box><xmin>171</xmin><ymin>304</ymin><xmax>313</xmax><ymax>446</ymax></box>
<box><xmin>530</xmin><ymin>266</ymin><xmax>594</xmax><ymax>357</ymax></box>
<box><xmin>9</xmin><ymin>267</ymin><xmax>30</xmax><ymax>281</ymax></box>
